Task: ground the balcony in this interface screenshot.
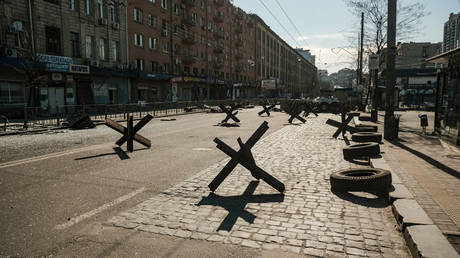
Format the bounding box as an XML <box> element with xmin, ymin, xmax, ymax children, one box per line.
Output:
<box><xmin>236</xmin><ymin>11</ymin><xmax>244</xmax><ymax>19</ymax></box>
<box><xmin>214</xmin><ymin>44</ymin><xmax>224</xmax><ymax>54</ymax></box>
<box><xmin>182</xmin><ymin>55</ymin><xmax>197</xmax><ymax>65</ymax></box>
<box><xmin>214</xmin><ymin>0</ymin><xmax>224</xmax><ymax>7</ymax></box>
<box><xmin>235</xmin><ymin>23</ymin><xmax>243</xmax><ymax>33</ymax></box>
<box><xmin>182</xmin><ymin>14</ymin><xmax>197</xmax><ymax>26</ymax></box>
<box><xmin>182</xmin><ymin>0</ymin><xmax>196</xmax><ymax>8</ymax></box>
<box><xmin>182</xmin><ymin>35</ymin><xmax>197</xmax><ymax>44</ymax></box>
<box><xmin>214</xmin><ymin>12</ymin><xmax>224</xmax><ymax>23</ymax></box>
<box><xmin>213</xmin><ymin>30</ymin><xmax>225</xmax><ymax>39</ymax></box>
<box><xmin>235</xmin><ymin>38</ymin><xmax>244</xmax><ymax>47</ymax></box>
<box><xmin>214</xmin><ymin>60</ymin><xmax>224</xmax><ymax>69</ymax></box>
<box><xmin>235</xmin><ymin>53</ymin><xmax>243</xmax><ymax>60</ymax></box>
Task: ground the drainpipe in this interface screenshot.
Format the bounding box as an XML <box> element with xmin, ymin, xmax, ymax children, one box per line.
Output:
<box><xmin>124</xmin><ymin>0</ymin><xmax>131</xmax><ymax>102</ymax></box>
<box><xmin>27</xmin><ymin>0</ymin><xmax>35</xmax><ymax>54</ymax></box>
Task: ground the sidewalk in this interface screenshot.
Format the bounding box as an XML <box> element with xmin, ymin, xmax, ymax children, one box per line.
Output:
<box><xmin>377</xmin><ymin>111</ymin><xmax>460</xmax><ymax>253</ymax></box>
<box><xmin>105</xmin><ymin>114</ymin><xmax>410</xmax><ymax>257</ymax></box>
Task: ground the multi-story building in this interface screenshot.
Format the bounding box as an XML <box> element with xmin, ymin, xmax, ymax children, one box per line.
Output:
<box><xmin>252</xmin><ymin>14</ymin><xmax>318</xmax><ymax>98</ymax></box>
<box><xmin>377</xmin><ymin>42</ymin><xmax>442</xmax><ymax>108</ymax></box>
<box><xmin>0</xmin><ymin>0</ymin><xmax>131</xmax><ymax>116</ymax></box>
<box><xmin>295</xmin><ymin>48</ymin><xmax>315</xmax><ymax>66</ymax></box>
<box><xmin>443</xmin><ymin>12</ymin><xmax>460</xmax><ymax>52</ymax></box>
<box><xmin>128</xmin><ymin>0</ymin><xmax>257</xmax><ymax>102</ymax></box>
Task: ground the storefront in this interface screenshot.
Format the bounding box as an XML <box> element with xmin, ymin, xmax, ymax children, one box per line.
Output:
<box><xmin>90</xmin><ymin>66</ymin><xmax>135</xmax><ymax>105</ymax></box>
<box><xmin>171</xmin><ymin>76</ymin><xmax>210</xmax><ymax>101</ymax></box>
<box><xmin>427</xmin><ymin>47</ymin><xmax>460</xmax><ymax>146</ymax></box>
<box><xmin>233</xmin><ymin>82</ymin><xmax>256</xmax><ymax>99</ymax></box>
<box><xmin>134</xmin><ymin>72</ymin><xmax>172</xmax><ymax>103</ymax></box>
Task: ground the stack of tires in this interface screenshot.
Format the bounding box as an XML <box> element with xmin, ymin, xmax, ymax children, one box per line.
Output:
<box><xmin>331</xmin><ymin>114</ymin><xmax>391</xmax><ymax>193</ymax></box>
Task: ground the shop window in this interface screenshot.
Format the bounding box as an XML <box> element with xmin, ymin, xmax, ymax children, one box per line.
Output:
<box><xmin>0</xmin><ymin>82</ymin><xmax>24</xmax><ymax>104</ymax></box>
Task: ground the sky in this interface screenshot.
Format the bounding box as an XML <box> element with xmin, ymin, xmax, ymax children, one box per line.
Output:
<box><xmin>233</xmin><ymin>0</ymin><xmax>460</xmax><ymax>74</ymax></box>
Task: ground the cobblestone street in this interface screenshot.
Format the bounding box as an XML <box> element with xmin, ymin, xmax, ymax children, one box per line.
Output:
<box><xmin>107</xmin><ymin>115</ymin><xmax>410</xmax><ymax>257</ymax></box>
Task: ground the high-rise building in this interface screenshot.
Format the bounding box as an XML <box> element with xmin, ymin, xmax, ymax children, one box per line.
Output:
<box><xmin>443</xmin><ymin>12</ymin><xmax>460</xmax><ymax>52</ymax></box>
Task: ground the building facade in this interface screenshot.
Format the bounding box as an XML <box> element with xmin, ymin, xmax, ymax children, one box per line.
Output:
<box><xmin>443</xmin><ymin>13</ymin><xmax>460</xmax><ymax>52</ymax></box>
<box><xmin>295</xmin><ymin>48</ymin><xmax>315</xmax><ymax>66</ymax></box>
<box><xmin>252</xmin><ymin>14</ymin><xmax>318</xmax><ymax>98</ymax></box>
<box><xmin>0</xmin><ymin>0</ymin><xmax>131</xmax><ymax>116</ymax></box>
<box><xmin>127</xmin><ymin>0</ymin><xmax>257</xmax><ymax>102</ymax></box>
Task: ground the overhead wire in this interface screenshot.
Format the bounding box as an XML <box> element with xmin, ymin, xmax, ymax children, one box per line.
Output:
<box><xmin>273</xmin><ymin>0</ymin><xmax>309</xmax><ymax>48</ymax></box>
<box><xmin>256</xmin><ymin>0</ymin><xmax>302</xmax><ymax>48</ymax></box>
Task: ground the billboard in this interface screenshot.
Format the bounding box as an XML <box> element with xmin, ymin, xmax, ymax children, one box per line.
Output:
<box><xmin>261</xmin><ymin>79</ymin><xmax>276</xmax><ymax>90</ymax></box>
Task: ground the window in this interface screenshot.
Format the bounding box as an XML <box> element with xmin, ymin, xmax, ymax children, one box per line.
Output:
<box><xmin>148</xmin><ymin>14</ymin><xmax>157</xmax><ymax>27</ymax></box>
<box><xmin>99</xmin><ymin>38</ymin><xmax>106</xmax><ymax>60</ymax></box>
<box><xmin>70</xmin><ymin>0</ymin><xmax>77</xmax><ymax>10</ymax></box>
<box><xmin>0</xmin><ymin>82</ymin><xmax>24</xmax><ymax>104</ymax></box>
<box><xmin>85</xmin><ymin>0</ymin><xmax>91</xmax><ymax>15</ymax></box>
<box><xmin>97</xmin><ymin>0</ymin><xmax>104</xmax><ymax>19</ymax></box>
<box><xmin>45</xmin><ymin>26</ymin><xmax>61</xmax><ymax>55</ymax></box>
<box><xmin>85</xmin><ymin>35</ymin><xmax>93</xmax><ymax>58</ymax></box>
<box><xmin>151</xmin><ymin>61</ymin><xmax>159</xmax><ymax>72</ymax></box>
<box><xmin>174</xmin><ymin>4</ymin><xmax>179</xmax><ymax>15</ymax></box>
<box><xmin>134</xmin><ymin>33</ymin><xmax>143</xmax><ymax>47</ymax></box>
<box><xmin>136</xmin><ymin>59</ymin><xmax>144</xmax><ymax>71</ymax></box>
<box><xmin>162</xmin><ymin>42</ymin><xmax>169</xmax><ymax>53</ymax></box>
<box><xmin>110</xmin><ymin>6</ymin><xmax>119</xmax><ymax>23</ymax></box>
<box><xmin>111</xmin><ymin>40</ymin><xmax>119</xmax><ymax>61</ymax></box>
<box><xmin>148</xmin><ymin>0</ymin><xmax>155</xmax><ymax>3</ymax></box>
<box><xmin>134</xmin><ymin>8</ymin><xmax>143</xmax><ymax>23</ymax></box>
<box><xmin>163</xmin><ymin>63</ymin><xmax>169</xmax><ymax>73</ymax></box>
<box><xmin>70</xmin><ymin>32</ymin><xmax>80</xmax><ymax>57</ymax></box>
<box><xmin>161</xmin><ymin>0</ymin><xmax>168</xmax><ymax>9</ymax></box>
<box><xmin>149</xmin><ymin>37</ymin><xmax>157</xmax><ymax>50</ymax></box>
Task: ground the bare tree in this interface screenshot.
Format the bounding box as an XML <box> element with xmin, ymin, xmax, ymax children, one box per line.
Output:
<box><xmin>343</xmin><ymin>0</ymin><xmax>429</xmax><ymax>55</ymax></box>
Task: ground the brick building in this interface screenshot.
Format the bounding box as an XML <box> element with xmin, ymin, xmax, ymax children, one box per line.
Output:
<box><xmin>0</xmin><ymin>0</ymin><xmax>132</xmax><ymax>116</ymax></box>
<box><xmin>128</xmin><ymin>0</ymin><xmax>257</xmax><ymax>102</ymax></box>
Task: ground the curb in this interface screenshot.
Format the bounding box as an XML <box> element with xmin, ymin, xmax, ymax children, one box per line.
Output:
<box><xmin>370</xmin><ymin>156</ymin><xmax>459</xmax><ymax>258</ymax></box>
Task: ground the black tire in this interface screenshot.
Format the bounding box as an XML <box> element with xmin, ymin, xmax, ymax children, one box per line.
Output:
<box><xmin>320</xmin><ymin>103</ymin><xmax>328</xmax><ymax>112</ymax></box>
<box><xmin>330</xmin><ymin>168</ymin><xmax>392</xmax><ymax>192</ymax></box>
<box><xmin>351</xmin><ymin>132</ymin><xmax>382</xmax><ymax>143</ymax></box>
<box><xmin>359</xmin><ymin>115</ymin><xmax>371</xmax><ymax>121</ymax></box>
<box><xmin>354</xmin><ymin>126</ymin><xmax>378</xmax><ymax>133</ymax></box>
<box><xmin>343</xmin><ymin>143</ymin><xmax>380</xmax><ymax>160</ymax></box>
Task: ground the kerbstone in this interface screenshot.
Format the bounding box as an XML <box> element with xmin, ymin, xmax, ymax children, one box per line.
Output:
<box><xmin>404</xmin><ymin>225</ymin><xmax>460</xmax><ymax>258</ymax></box>
<box><xmin>393</xmin><ymin>199</ymin><xmax>434</xmax><ymax>230</ymax></box>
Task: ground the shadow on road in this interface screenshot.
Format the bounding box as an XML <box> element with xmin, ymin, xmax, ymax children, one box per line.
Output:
<box><xmin>332</xmin><ymin>190</ymin><xmax>389</xmax><ymax>208</ymax></box>
<box><xmin>74</xmin><ymin>147</ymin><xmax>147</xmax><ymax>161</ymax></box>
<box><xmin>197</xmin><ymin>181</ymin><xmax>284</xmax><ymax>231</ymax></box>
<box><xmin>390</xmin><ymin>140</ymin><xmax>460</xmax><ymax>180</ymax></box>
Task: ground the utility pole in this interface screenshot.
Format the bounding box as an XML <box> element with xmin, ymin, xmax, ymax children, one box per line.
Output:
<box><xmin>359</xmin><ymin>12</ymin><xmax>364</xmax><ymax>85</ymax></box>
<box><xmin>384</xmin><ymin>0</ymin><xmax>397</xmax><ymax>139</ymax></box>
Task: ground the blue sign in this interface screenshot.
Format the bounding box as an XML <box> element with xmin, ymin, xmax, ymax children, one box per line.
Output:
<box><xmin>38</xmin><ymin>54</ymin><xmax>73</xmax><ymax>65</ymax></box>
<box><xmin>70</xmin><ymin>64</ymin><xmax>90</xmax><ymax>74</ymax></box>
<box><xmin>45</xmin><ymin>63</ymin><xmax>69</xmax><ymax>72</ymax></box>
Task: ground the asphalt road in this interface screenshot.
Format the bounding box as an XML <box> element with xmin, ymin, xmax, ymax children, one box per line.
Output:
<box><xmin>0</xmin><ymin>107</ymin><xmax>293</xmax><ymax>257</ymax></box>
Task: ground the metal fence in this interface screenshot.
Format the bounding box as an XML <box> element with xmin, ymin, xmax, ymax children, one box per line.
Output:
<box><xmin>12</xmin><ymin>98</ymin><xmax>272</xmax><ymax>130</ymax></box>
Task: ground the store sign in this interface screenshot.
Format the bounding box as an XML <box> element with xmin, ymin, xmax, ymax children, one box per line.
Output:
<box><xmin>38</xmin><ymin>54</ymin><xmax>74</xmax><ymax>73</ymax></box>
<box><xmin>69</xmin><ymin>64</ymin><xmax>90</xmax><ymax>74</ymax></box>
<box><xmin>369</xmin><ymin>54</ymin><xmax>379</xmax><ymax>70</ymax></box>
<box><xmin>261</xmin><ymin>79</ymin><xmax>276</xmax><ymax>90</ymax></box>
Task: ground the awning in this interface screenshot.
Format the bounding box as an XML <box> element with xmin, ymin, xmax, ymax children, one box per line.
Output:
<box><xmin>426</xmin><ymin>46</ymin><xmax>460</xmax><ymax>64</ymax></box>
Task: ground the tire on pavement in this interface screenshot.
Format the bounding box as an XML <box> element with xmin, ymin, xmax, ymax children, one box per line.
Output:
<box><xmin>330</xmin><ymin>168</ymin><xmax>392</xmax><ymax>192</ymax></box>
<box><xmin>351</xmin><ymin>132</ymin><xmax>382</xmax><ymax>143</ymax></box>
<box><xmin>343</xmin><ymin>143</ymin><xmax>380</xmax><ymax>160</ymax></box>
<box><xmin>354</xmin><ymin>126</ymin><xmax>378</xmax><ymax>133</ymax></box>
<box><xmin>359</xmin><ymin>115</ymin><xmax>371</xmax><ymax>121</ymax></box>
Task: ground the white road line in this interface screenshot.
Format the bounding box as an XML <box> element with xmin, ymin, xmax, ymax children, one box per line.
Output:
<box><xmin>54</xmin><ymin>187</ymin><xmax>146</xmax><ymax>230</ymax></box>
<box><xmin>0</xmin><ymin>143</ymin><xmax>109</xmax><ymax>169</ymax></box>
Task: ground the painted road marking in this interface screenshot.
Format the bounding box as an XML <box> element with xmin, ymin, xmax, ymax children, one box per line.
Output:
<box><xmin>55</xmin><ymin>187</ymin><xmax>146</xmax><ymax>230</ymax></box>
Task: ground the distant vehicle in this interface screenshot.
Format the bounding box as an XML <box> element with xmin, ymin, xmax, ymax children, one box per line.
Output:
<box><xmin>313</xmin><ymin>96</ymin><xmax>340</xmax><ymax>113</ymax></box>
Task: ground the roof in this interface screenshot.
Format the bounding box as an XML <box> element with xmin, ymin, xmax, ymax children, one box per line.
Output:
<box><xmin>426</xmin><ymin>46</ymin><xmax>460</xmax><ymax>64</ymax></box>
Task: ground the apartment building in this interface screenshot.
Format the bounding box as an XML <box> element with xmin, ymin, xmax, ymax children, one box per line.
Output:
<box><xmin>252</xmin><ymin>14</ymin><xmax>318</xmax><ymax>98</ymax></box>
<box><xmin>443</xmin><ymin>12</ymin><xmax>460</xmax><ymax>52</ymax></box>
<box><xmin>0</xmin><ymin>0</ymin><xmax>130</xmax><ymax>116</ymax></box>
<box><xmin>128</xmin><ymin>0</ymin><xmax>256</xmax><ymax>102</ymax></box>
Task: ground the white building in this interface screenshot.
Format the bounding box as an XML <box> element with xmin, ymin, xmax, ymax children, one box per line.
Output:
<box><xmin>443</xmin><ymin>13</ymin><xmax>460</xmax><ymax>52</ymax></box>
